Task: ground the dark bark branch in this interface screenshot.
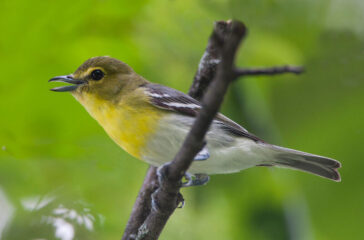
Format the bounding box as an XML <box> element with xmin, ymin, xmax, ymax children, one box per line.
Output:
<box><xmin>188</xmin><ymin>20</ymin><xmax>234</xmax><ymax>100</ymax></box>
<box><xmin>122</xmin><ymin>167</ymin><xmax>158</xmax><ymax>240</ymax></box>
<box><xmin>122</xmin><ymin>20</ymin><xmax>233</xmax><ymax>240</ymax></box>
<box><xmin>134</xmin><ymin>21</ymin><xmax>247</xmax><ymax>240</ymax></box>
<box><xmin>122</xmin><ymin>20</ymin><xmax>304</xmax><ymax>240</ymax></box>
<box><xmin>235</xmin><ymin>65</ymin><xmax>304</xmax><ymax>77</ymax></box>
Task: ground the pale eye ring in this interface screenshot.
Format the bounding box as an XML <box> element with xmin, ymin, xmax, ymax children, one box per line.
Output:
<box><xmin>91</xmin><ymin>69</ymin><xmax>104</xmax><ymax>81</ymax></box>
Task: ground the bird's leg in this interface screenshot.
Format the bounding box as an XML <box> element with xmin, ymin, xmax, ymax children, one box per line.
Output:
<box><xmin>157</xmin><ymin>163</ymin><xmax>209</xmax><ymax>188</ymax></box>
<box><xmin>151</xmin><ymin>189</ymin><xmax>160</xmax><ymax>212</ymax></box>
<box><xmin>153</xmin><ymin>162</ymin><xmax>184</xmax><ymax>211</ymax></box>
<box><xmin>182</xmin><ymin>173</ymin><xmax>210</xmax><ymax>187</ymax></box>
<box><xmin>182</xmin><ymin>172</ymin><xmax>193</xmax><ymax>186</ymax></box>
<box><xmin>152</xmin><ymin>164</ymin><xmax>167</xmax><ymax>212</ymax></box>
<box><xmin>194</xmin><ymin>173</ymin><xmax>210</xmax><ymax>186</ymax></box>
<box><xmin>156</xmin><ymin>162</ymin><xmax>171</xmax><ymax>184</ymax></box>
<box><xmin>194</xmin><ymin>142</ymin><xmax>210</xmax><ymax>161</ymax></box>
<box><xmin>176</xmin><ymin>192</ymin><xmax>185</xmax><ymax>208</ymax></box>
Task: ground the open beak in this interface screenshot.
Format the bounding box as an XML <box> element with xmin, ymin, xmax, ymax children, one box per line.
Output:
<box><xmin>48</xmin><ymin>75</ymin><xmax>86</xmax><ymax>92</ymax></box>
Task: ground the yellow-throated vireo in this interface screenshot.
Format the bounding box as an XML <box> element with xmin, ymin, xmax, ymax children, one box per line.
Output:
<box><xmin>49</xmin><ymin>56</ymin><xmax>341</xmax><ymax>186</ymax></box>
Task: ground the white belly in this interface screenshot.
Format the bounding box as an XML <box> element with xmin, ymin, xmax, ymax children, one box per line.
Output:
<box><xmin>141</xmin><ymin>114</ymin><xmax>265</xmax><ymax>175</ymax></box>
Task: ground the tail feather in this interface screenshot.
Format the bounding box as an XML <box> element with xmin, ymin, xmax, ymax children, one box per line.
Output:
<box><xmin>265</xmin><ymin>145</ymin><xmax>341</xmax><ymax>182</ymax></box>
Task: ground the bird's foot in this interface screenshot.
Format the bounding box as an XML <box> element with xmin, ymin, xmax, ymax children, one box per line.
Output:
<box><xmin>194</xmin><ymin>147</ymin><xmax>210</xmax><ymax>161</ymax></box>
<box><xmin>182</xmin><ymin>173</ymin><xmax>210</xmax><ymax>187</ymax></box>
<box><xmin>151</xmin><ymin>189</ymin><xmax>160</xmax><ymax>212</ymax></box>
<box><xmin>156</xmin><ymin>162</ymin><xmax>172</xmax><ymax>184</ymax></box>
<box><xmin>177</xmin><ymin>193</ymin><xmax>185</xmax><ymax>208</ymax></box>
<box><xmin>157</xmin><ymin>163</ymin><xmax>210</xmax><ymax>188</ymax></box>
<box><xmin>154</xmin><ymin>163</ymin><xmax>185</xmax><ymax>210</ymax></box>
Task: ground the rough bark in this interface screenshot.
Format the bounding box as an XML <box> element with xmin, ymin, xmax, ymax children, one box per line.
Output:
<box><xmin>122</xmin><ymin>166</ymin><xmax>158</xmax><ymax>240</ymax></box>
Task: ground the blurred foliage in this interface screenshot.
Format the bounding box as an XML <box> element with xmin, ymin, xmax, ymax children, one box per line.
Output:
<box><xmin>0</xmin><ymin>0</ymin><xmax>363</xmax><ymax>239</ymax></box>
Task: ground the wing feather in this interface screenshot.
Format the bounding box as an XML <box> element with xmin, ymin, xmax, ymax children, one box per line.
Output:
<box><xmin>142</xmin><ymin>83</ymin><xmax>263</xmax><ymax>142</ymax></box>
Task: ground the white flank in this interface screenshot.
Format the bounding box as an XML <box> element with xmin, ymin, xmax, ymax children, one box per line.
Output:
<box><xmin>142</xmin><ymin>114</ymin><xmax>263</xmax><ymax>175</ymax></box>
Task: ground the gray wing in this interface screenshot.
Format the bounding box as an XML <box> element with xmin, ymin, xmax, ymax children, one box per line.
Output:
<box><xmin>142</xmin><ymin>83</ymin><xmax>263</xmax><ymax>142</ymax></box>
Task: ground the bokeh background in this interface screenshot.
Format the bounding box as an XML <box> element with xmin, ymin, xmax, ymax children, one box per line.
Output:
<box><xmin>0</xmin><ymin>0</ymin><xmax>363</xmax><ymax>239</ymax></box>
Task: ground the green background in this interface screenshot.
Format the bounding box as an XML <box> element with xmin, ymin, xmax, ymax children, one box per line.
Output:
<box><xmin>0</xmin><ymin>0</ymin><xmax>362</xmax><ymax>239</ymax></box>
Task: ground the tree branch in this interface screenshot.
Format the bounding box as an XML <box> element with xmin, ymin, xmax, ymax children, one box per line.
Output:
<box><xmin>122</xmin><ymin>166</ymin><xmax>158</xmax><ymax>240</ymax></box>
<box><xmin>122</xmin><ymin>20</ymin><xmax>234</xmax><ymax>240</ymax></box>
<box><xmin>235</xmin><ymin>65</ymin><xmax>304</xmax><ymax>77</ymax></box>
<box><xmin>134</xmin><ymin>21</ymin><xmax>247</xmax><ymax>240</ymax></box>
<box><xmin>189</xmin><ymin>20</ymin><xmax>234</xmax><ymax>100</ymax></box>
<box><xmin>122</xmin><ymin>20</ymin><xmax>304</xmax><ymax>240</ymax></box>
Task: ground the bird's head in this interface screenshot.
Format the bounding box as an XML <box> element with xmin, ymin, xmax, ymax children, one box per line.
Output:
<box><xmin>49</xmin><ymin>56</ymin><xmax>145</xmax><ymax>100</ymax></box>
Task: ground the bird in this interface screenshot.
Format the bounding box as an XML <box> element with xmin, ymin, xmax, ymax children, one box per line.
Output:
<box><xmin>49</xmin><ymin>56</ymin><xmax>341</xmax><ymax>186</ymax></box>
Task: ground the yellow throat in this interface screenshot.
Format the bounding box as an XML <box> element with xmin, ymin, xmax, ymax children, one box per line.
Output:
<box><xmin>73</xmin><ymin>88</ymin><xmax>163</xmax><ymax>159</ymax></box>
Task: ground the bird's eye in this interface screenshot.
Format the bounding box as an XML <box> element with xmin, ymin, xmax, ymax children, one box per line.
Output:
<box><xmin>91</xmin><ymin>69</ymin><xmax>104</xmax><ymax>81</ymax></box>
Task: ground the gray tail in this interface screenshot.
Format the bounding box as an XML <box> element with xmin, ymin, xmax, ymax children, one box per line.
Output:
<box><xmin>265</xmin><ymin>145</ymin><xmax>341</xmax><ymax>182</ymax></box>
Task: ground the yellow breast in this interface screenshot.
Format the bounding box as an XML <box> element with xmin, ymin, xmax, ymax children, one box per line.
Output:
<box><xmin>73</xmin><ymin>90</ymin><xmax>162</xmax><ymax>159</ymax></box>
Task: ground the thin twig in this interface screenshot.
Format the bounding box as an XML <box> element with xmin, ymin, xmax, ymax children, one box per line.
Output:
<box><xmin>235</xmin><ymin>65</ymin><xmax>304</xmax><ymax>77</ymax></box>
